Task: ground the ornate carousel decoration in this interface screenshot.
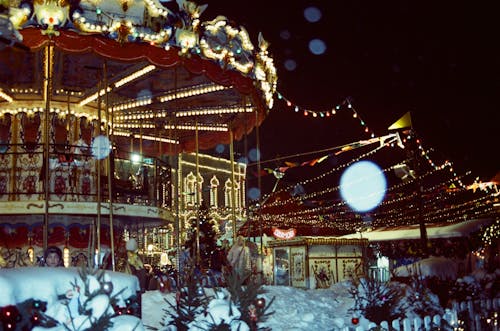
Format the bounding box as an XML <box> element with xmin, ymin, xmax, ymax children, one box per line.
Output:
<box><xmin>0</xmin><ymin>0</ymin><xmax>277</xmax><ymax>267</ymax></box>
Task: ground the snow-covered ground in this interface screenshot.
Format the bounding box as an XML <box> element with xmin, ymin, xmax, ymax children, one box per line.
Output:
<box><xmin>143</xmin><ymin>282</ymin><xmax>359</xmax><ymax>330</ymax></box>
<box><xmin>1</xmin><ymin>264</ymin><xmax>499</xmax><ymax>330</ymax></box>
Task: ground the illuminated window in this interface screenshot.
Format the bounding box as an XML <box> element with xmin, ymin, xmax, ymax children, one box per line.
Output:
<box><xmin>210</xmin><ymin>175</ymin><xmax>220</xmax><ymax>208</ymax></box>
<box><xmin>224</xmin><ymin>179</ymin><xmax>240</xmax><ymax>208</ymax></box>
<box><xmin>185</xmin><ymin>172</ymin><xmax>196</xmax><ymax>206</ymax></box>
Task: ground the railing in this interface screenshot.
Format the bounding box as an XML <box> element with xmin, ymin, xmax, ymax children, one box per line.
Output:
<box><xmin>337</xmin><ymin>297</ymin><xmax>500</xmax><ymax>331</ymax></box>
<box><xmin>0</xmin><ymin>144</ymin><xmax>172</xmax><ymax>208</ymax></box>
<box><xmin>452</xmin><ymin>297</ymin><xmax>500</xmax><ymax>331</ymax></box>
<box><xmin>337</xmin><ymin>310</ymin><xmax>458</xmax><ymax>331</ymax></box>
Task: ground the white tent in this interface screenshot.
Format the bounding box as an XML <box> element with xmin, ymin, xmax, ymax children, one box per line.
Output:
<box><xmin>339</xmin><ymin>218</ymin><xmax>493</xmax><ymax>241</ymax></box>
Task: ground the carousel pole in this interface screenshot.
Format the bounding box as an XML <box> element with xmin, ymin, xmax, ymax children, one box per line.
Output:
<box><xmin>255</xmin><ymin>109</ymin><xmax>263</xmax><ymax>252</ymax></box>
<box><xmin>194</xmin><ymin>119</ymin><xmax>201</xmax><ymax>266</ymax></box>
<box><xmin>43</xmin><ymin>42</ymin><xmax>54</xmax><ymax>251</ymax></box>
<box><xmin>104</xmin><ymin>60</ymin><xmax>115</xmax><ymax>271</ymax></box>
<box><xmin>229</xmin><ymin>126</ymin><xmax>237</xmax><ymax>242</ymax></box>
<box><xmin>96</xmin><ymin>67</ymin><xmax>102</xmax><ymax>267</ymax></box>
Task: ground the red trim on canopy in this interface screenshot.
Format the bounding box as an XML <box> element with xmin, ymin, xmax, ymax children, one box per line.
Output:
<box><xmin>19</xmin><ymin>28</ymin><xmax>268</xmax><ymax>154</ymax></box>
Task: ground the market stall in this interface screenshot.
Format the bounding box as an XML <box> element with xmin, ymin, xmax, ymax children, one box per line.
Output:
<box><xmin>266</xmin><ymin>236</ymin><xmax>368</xmax><ymax>289</ymax></box>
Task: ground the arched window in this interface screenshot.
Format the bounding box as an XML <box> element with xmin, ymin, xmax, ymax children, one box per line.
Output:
<box><xmin>210</xmin><ymin>175</ymin><xmax>220</xmax><ymax>208</ymax></box>
<box><xmin>224</xmin><ymin>179</ymin><xmax>240</xmax><ymax>208</ymax></box>
<box><xmin>184</xmin><ymin>172</ymin><xmax>196</xmax><ymax>206</ymax></box>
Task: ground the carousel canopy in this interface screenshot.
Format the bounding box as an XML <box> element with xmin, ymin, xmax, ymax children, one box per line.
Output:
<box><xmin>0</xmin><ymin>0</ymin><xmax>277</xmax><ymax>155</ymax></box>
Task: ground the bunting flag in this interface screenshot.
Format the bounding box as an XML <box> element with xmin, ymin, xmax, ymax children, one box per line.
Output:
<box><xmin>255</xmin><ymin>134</ymin><xmax>400</xmax><ymax>178</ymax></box>
<box><xmin>388</xmin><ymin>111</ymin><xmax>412</xmax><ymax>130</ymax></box>
<box><xmin>284</xmin><ymin>161</ymin><xmax>299</xmax><ymax>168</ymax></box>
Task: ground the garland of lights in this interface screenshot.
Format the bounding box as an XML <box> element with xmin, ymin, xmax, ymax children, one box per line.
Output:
<box><xmin>481</xmin><ymin>218</ymin><xmax>500</xmax><ymax>246</ymax></box>
<box><xmin>255</xmin><ymin>164</ymin><xmax>493</xmax><ymax>231</ymax></box>
<box><xmin>276</xmin><ymin>95</ymin><xmax>376</xmax><ymax>137</ymax></box>
<box><xmin>6</xmin><ymin>0</ymin><xmax>277</xmax><ymax>108</ymax></box>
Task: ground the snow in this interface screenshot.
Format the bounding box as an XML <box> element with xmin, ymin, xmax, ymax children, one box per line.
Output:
<box><xmin>1</xmin><ymin>264</ymin><xmax>498</xmax><ymax>330</ymax></box>
<box><xmin>393</xmin><ymin>256</ymin><xmax>459</xmax><ymax>280</ymax></box>
<box><xmin>141</xmin><ymin>282</ymin><xmax>362</xmax><ymax>330</ymax></box>
<box><xmin>0</xmin><ymin>267</ymin><xmax>139</xmax><ymax>307</ymax></box>
<box><xmin>340</xmin><ymin>218</ymin><xmax>494</xmax><ymax>241</ymax></box>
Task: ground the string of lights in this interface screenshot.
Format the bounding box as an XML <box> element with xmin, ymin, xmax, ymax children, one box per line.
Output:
<box><xmin>275</xmin><ymin>94</ymin><xmax>376</xmax><ymax>137</ymax></box>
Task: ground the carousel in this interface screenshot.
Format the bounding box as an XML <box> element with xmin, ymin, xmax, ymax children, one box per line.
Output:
<box><xmin>0</xmin><ymin>0</ymin><xmax>276</xmax><ymax>269</ymax></box>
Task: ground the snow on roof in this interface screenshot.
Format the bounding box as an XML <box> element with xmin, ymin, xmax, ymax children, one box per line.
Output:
<box><xmin>339</xmin><ymin>218</ymin><xmax>493</xmax><ymax>241</ymax></box>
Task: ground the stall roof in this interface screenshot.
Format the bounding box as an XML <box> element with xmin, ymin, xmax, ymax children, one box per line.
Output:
<box><xmin>338</xmin><ymin>218</ymin><xmax>494</xmax><ymax>242</ymax></box>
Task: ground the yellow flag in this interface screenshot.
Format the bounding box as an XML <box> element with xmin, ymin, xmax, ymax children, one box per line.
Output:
<box><xmin>388</xmin><ymin>112</ymin><xmax>412</xmax><ymax>130</ymax></box>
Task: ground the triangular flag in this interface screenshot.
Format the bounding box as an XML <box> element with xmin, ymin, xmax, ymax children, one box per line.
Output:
<box><xmin>284</xmin><ymin>161</ymin><xmax>299</xmax><ymax>168</ymax></box>
<box><xmin>316</xmin><ymin>155</ymin><xmax>329</xmax><ymax>164</ymax></box>
<box><xmin>388</xmin><ymin>111</ymin><xmax>412</xmax><ymax>130</ymax></box>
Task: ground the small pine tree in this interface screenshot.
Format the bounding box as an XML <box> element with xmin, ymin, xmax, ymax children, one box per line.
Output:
<box><xmin>185</xmin><ymin>203</ymin><xmax>219</xmax><ymax>270</ymax></box>
<box><xmin>161</xmin><ymin>265</ymin><xmax>211</xmax><ymax>331</ymax></box>
<box><xmin>224</xmin><ymin>269</ymin><xmax>274</xmax><ymax>331</ymax></box>
<box><xmin>349</xmin><ymin>275</ymin><xmax>406</xmax><ymax>325</ymax></box>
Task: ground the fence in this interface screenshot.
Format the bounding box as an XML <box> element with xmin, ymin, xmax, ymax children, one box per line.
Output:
<box><xmin>452</xmin><ymin>297</ymin><xmax>500</xmax><ymax>331</ymax></box>
<box><xmin>336</xmin><ymin>297</ymin><xmax>499</xmax><ymax>331</ymax></box>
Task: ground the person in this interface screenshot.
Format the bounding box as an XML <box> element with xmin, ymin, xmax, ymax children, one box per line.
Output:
<box><xmin>125</xmin><ymin>238</ymin><xmax>151</xmax><ymax>292</ymax></box>
<box><xmin>227</xmin><ymin>236</ymin><xmax>251</xmax><ymax>281</ymax></box>
<box><xmin>209</xmin><ymin>244</ymin><xmax>229</xmax><ymax>286</ymax></box>
<box><xmin>178</xmin><ymin>244</ymin><xmax>193</xmax><ymax>275</ymax></box>
<box><xmin>44</xmin><ymin>246</ymin><xmax>64</xmax><ymax>267</ymax></box>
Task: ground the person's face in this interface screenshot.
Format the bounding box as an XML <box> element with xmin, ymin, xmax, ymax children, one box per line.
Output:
<box><xmin>46</xmin><ymin>252</ymin><xmax>61</xmax><ymax>267</ymax></box>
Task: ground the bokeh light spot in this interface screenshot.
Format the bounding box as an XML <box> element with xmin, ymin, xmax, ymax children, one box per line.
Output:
<box><xmin>248</xmin><ymin>148</ymin><xmax>260</xmax><ymax>162</ymax></box>
<box><xmin>247</xmin><ymin>187</ymin><xmax>261</xmax><ymax>201</ymax></box>
<box><xmin>137</xmin><ymin>88</ymin><xmax>152</xmax><ymax>99</ymax></box>
<box><xmin>215</xmin><ymin>144</ymin><xmax>225</xmax><ymax>154</ymax></box>
<box><xmin>304</xmin><ymin>6</ymin><xmax>322</xmax><ymax>23</ymax></box>
<box><xmin>91</xmin><ymin>135</ymin><xmax>111</xmax><ymax>160</ymax></box>
<box><xmin>238</xmin><ymin>156</ymin><xmax>249</xmax><ymax>165</ymax></box>
<box><xmin>309</xmin><ymin>39</ymin><xmax>326</xmax><ymax>55</ymax></box>
<box><xmin>284</xmin><ymin>59</ymin><xmax>297</xmax><ymax>71</ymax></box>
<box><xmin>280</xmin><ymin>29</ymin><xmax>291</xmax><ymax>40</ymax></box>
<box><xmin>340</xmin><ymin>161</ymin><xmax>386</xmax><ymax>212</ymax></box>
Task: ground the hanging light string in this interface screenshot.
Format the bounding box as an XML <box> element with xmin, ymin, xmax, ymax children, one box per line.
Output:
<box><xmin>262</xmin><ymin>157</ymin><xmax>451</xmax><ymax>210</ymax></box>
<box><xmin>269</xmin><ymin>93</ymin><xmax>470</xmax><ymax>192</ymax></box>
<box><xmin>261</xmin><ymin>142</ymin><xmax>391</xmax><ymax>204</ymax></box>
<box><xmin>275</xmin><ymin>93</ymin><xmax>376</xmax><ymax>137</ymax></box>
<box><xmin>257</xmin><ymin>192</ymin><xmax>494</xmax><ymax>232</ymax></box>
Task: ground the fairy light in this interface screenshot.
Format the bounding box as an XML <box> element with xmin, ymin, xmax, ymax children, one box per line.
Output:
<box><xmin>158</xmin><ymin>83</ymin><xmax>229</xmax><ymax>103</ymax></box>
<box><xmin>133</xmin><ymin>134</ymin><xmax>178</xmax><ymax>144</ymax></box>
<box><xmin>275</xmin><ymin>96</ymin><xmax>375</xmax><ymax>137</ymax></box>
<box><xmin>63</xmin><ymin>246</ymin><xmax>70</xmax><ymax>268</ymax></box>
<box><xmin>79</xmin><ymin>65</ymin><xmax>156</xmax><ymax>106</ymax></box>
<box><xmin>111</xmin><ymin>97</ymin><xmax>153</xmax><ymax>111</ymax></box>
<box><xmin>164</xmin><ymin>124</ymin><xmax>228</xmax><ymax>131</ymax></box>
<box><xmin>0</xmin><ymin>89</ymin><xmax>13</xmax><ymax>103</ymax></box>
<box><xmin>176</xmin><ymin>105</ymin><xmax>254</xmax><ymax>117</ymax></box>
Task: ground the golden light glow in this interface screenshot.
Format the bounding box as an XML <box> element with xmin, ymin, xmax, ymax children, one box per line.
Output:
<box><xmin>113</xmin><ymin>130</ymin><xmax>179</xmax><ymax>145</ymax></box>
<box><xmin>158</xmin><ymin>83</ymin><xmax>229</xmax><ymax>103</ymax></box>
<box><xmin>176</xmin><ymin>105</ymin><xmax>254</xmax><ymax>117</ymax></box>
<box><xmin>0</xmin><ymin>89</ymin><xmax>13</xmax><ymax>103</ymax></box>
<box><xmin>63</xmin><ymin>246</ymin><xmax>70</xmax><ymax>268</ymax></box>
<box><xmin>112</xmin><ymin>97</ymin><xmax>153</xmax><ymax>111</ymax></box>
<box><xmin>79</xmin><ymin>65</ymin><xmax>156</xmax><ymax>106</ymax></box>
<box><xmin>164</xmin><ymin>124</ymin><xmax>228</xmax><ymax>132</ymax></box>
<box><xmin>27</xmin><ymin>247</ymin><xmax>34</xmax><ymax>263</ymax></box>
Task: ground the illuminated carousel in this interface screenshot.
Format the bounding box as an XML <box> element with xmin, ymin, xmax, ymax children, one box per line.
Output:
<box><xmin>0</xmin><ymin>0</ymin><xmax>276</xmax><ymax>268</ymax></box>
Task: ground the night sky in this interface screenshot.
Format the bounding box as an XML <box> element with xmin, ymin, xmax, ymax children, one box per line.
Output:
<box><xmin>201</xmin><ymin>0</ymin><xmax>498</xmax><ymax>186</ymax></box>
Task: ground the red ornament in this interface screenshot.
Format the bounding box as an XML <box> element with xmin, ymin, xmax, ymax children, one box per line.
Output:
<box><xmin>351</xmin><ymin>317</ymin><xmax>359</xmax><ymax>325</ymax></box>
<box><xmin>255</xmin><ymin>297</ymin><xmax>266</xmax><ymax>309</ymax></box>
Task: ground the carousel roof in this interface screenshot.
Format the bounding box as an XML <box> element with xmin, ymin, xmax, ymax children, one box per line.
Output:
<box><xmin>0</xmin><ymin>0</ymin><xmax>277</xmax><ymax>155</ymax></box>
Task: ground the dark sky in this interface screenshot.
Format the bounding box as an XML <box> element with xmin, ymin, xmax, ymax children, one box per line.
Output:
<box><xmin>202</xmin><ymin>0</ymin><xmax>499</xmax><ymax>182</ymax></box>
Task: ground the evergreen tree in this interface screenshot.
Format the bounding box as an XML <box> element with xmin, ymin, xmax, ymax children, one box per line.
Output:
<box><xmin>185</xmin><ymin>202</ymin><xmax>218</xmax><ymax>270</ymax></box>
